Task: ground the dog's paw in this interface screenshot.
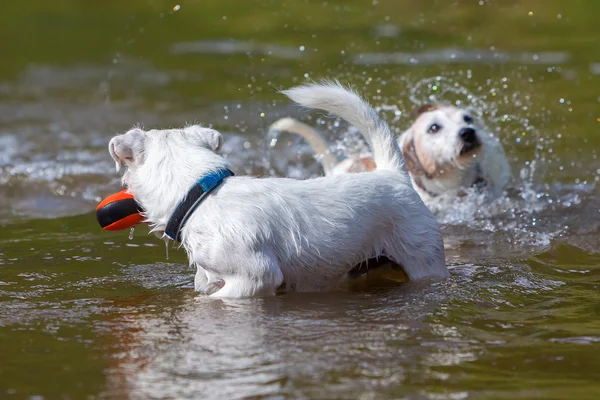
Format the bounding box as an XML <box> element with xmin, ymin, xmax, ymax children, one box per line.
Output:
<box><xmin>197</xmin><ymin>279</ymin><xmax>225</xmax><ymax>296</ymax></box>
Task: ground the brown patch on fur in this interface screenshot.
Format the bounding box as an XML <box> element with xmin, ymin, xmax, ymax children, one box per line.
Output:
<box><xmin>414</xmin><ymin>103</ymin><xmax>440</xmax><ymax>116</ymax></box>
<box><xmin>402</xmin><ymin>139</ymin><xmax>429</xmax><ymax>177</ymax></box>
<box><xmin>347</xmin><ymin>156</ymin><xmax>377</xmax><ymax>173</ymax></box>
<box><xmin>402</xmin><ymin>138</ymin><xmax>449</xmax><ymax>179</ymax></box>
<box><xmin>359</xmin><ymin>156</ymin><xmax>377</xmax><ymax>172</ymax></box>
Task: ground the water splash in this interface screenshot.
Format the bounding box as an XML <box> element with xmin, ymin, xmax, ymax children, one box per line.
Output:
<box><xmin>164</xmin><ymin>237</ymin><xmax>170</xmax><ymax>261</ymax></box>
<box><xmin>261</xmin><ymin>74</ymin><xmax>583</xmax><ymax>253</ymax></box>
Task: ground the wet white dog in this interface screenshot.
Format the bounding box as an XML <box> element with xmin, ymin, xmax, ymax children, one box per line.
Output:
<box><xmin>269</xmin><ymin>104</ymin><xmax>510</xmax><ymax>201</ymax></box>
<box><xmin>108</xmin><ymin>83</ymin><xmax>448</xmax><ymax>298</ymax></box>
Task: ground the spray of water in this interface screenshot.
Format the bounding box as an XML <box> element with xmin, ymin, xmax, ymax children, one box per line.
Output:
<box><xmin>164</xmin><ymin>237</ymin><xmax>170</xmax><ymax>261</ymax></box>
<box><xmin>260</xmin><ymin>73</ymin><xmax>573</xmax><ymax>252</ymax></box>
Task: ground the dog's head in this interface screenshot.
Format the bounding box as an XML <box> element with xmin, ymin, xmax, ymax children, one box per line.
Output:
<box><xmin>401</xmin><ymin>104</ymin><xmax>484</xmax><ymax>188</ymax></box>
<box><xmin>108</xmin><ymin>125</ymin><xmax>227</xmax><ymax>230</ymax></box>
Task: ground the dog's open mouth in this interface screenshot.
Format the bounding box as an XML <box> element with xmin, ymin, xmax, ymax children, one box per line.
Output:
<box><xmin>459</xmin><ymin>139</ymin><xmax>481</xmax><ymax>156</ymax></box>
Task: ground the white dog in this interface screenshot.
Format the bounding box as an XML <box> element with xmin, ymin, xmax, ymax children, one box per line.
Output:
<box><xmin>269</xmin><ymin>104</ymin><xmax>510</xmax><ymax>200</ymax></box>
<box><xmin>108</xmin><ymin>83</ymin><xmax>448</xmax><ymax>298</ymax></box>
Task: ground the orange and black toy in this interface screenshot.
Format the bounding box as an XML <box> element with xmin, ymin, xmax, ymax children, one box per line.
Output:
<box><xmin>96</xmin><ymin>190</ymin><xmax>145</xmax><ymax>231</ymax></box>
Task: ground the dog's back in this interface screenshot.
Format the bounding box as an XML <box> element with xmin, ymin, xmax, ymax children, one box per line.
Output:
<box><xmin>186</xmin><ymin>171</ymin><xmax>444</xmax><ymax>291</ymax></box>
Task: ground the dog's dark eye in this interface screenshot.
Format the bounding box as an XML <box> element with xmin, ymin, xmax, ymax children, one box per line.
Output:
<box><xmin>428</xmin><ymin>123</ymin><xmax>441</xmax><ymax>133</ymax></box>
<box><xmin>463</xmin><ymin>115</ymin><xmax>473</xmax><ymax>124</ymax></box>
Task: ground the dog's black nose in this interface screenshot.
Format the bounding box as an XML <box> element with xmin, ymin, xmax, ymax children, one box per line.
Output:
<box><xmin>459</xmin><ymin>127</ymin><xmax>477</xmax><ymax>143</ymax></box>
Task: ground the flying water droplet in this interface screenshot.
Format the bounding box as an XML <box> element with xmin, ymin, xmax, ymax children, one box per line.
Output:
<box><xmin>129</xmin><ymin>227</ymin><xmax>135</xmax><ymax>240</ymax></box>
<box><xmin>164</xmin><ymin>238</ymin><xmax>170</xmax><ymax>260</ymax></box>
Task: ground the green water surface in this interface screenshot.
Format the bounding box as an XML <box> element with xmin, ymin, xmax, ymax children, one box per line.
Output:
<box><xmin>1</xmin><ymin>1</ymin><xmax>600</xmax><ymax>399</ymax></box>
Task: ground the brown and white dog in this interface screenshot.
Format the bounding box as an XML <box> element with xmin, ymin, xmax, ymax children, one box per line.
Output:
<box><xmin>269</xmin><ymin>104</ymin><xmax>510</xmax><ymax>201</ymax></box>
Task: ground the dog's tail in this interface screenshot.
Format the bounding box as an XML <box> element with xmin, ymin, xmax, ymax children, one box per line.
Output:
<box><xmin>268</xmin><ymin>117</ymin><xmax>338</xmax><ymax>175</ymax></box>
<box><xmin>282</xmin><ymin>81</ymin><xmax>404</xmax><ymax>173</ymax></box>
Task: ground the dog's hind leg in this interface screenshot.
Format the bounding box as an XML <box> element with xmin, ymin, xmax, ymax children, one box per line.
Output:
<box><xmin>383</xmin><ymin>234</ymin><xmax>449</xmax><ymax>280</ymax></box>
<box><xmin>210</xmin><ymin>248</ymin><xmax>284</xmax><ymax>298</ymax></box>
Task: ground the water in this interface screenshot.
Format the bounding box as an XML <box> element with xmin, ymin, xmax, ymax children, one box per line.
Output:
<box><xmin>1</xmin><ymin>1</ymin><xmax>600</xmax><ymax>398</ymax></box>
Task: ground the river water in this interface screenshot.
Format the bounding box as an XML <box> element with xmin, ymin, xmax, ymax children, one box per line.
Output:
<box><xmin>1</xmin><ymin>1</ymin><xmax>600</xmax><ymax>398</ymax></box>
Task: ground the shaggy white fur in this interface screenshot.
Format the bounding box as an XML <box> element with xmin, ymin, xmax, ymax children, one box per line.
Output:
<box><xmin>269</xmin><ymin>104</ymin><xmax>510</xmax><ymax>201</ymax></box>
<box><xmin>108</xmin><ymin>82</ymin><xmax>448</xmax><ymax>298</ymax></box>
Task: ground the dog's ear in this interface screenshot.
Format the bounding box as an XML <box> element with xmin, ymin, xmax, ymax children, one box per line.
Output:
<box><xmin>204</xmin><ymin>129</ymin><xmax>223</xmax><ymax>152</ymax></box>
<box><xmin>402</xmin><ymin>139</ymin><xmax>428</xmax><ymax>177</ymax></box>
<box><xmin>414</xmin><ymin>104</ymin><xmax>439</xmax><ymax>116</ymax></box>
<box><xmin>184</xmin><ymin>126</ymin><xmax>223</xmax><ymax>152</ymax></box>
<box><xmin>109</xmin><ymin>129</ymin><xmax>145</xmax><ymax>171</ymax></box>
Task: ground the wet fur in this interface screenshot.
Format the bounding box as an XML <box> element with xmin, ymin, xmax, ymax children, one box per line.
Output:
<box><xmin>108</xmin><ymin>83</ymin><xmax>448</xmax><ymax>298</ymax></box>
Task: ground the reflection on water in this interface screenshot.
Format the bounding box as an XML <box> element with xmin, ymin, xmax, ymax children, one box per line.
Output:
<box><xmin>354</xmin><ymin>49</ymin><xmax>571</xmax><ymax>66</ymax></box>
<box><xmin>9</xmin><ymin>259</ymin><xmax>586</xmax><ymax>399</ymax></box>
<box><xmin>1</xmin><ymin>0</ymin><xmax>600</xmax><ymax>398</ymax></box>
<box><xmin>170</xmin><ymin>39</ymin><xmax>307</xmax><ymax>60</ymax></box>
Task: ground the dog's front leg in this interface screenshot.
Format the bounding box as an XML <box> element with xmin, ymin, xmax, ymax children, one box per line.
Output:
<box><xmin>210</xmin><ymin>248</ymin><xmax>284</xmax><ymax>298</ymax></box>
<box><xmin>194</xmin><ymin>266</ymin><xmax>224</xmax><ymax>295</ymax></box>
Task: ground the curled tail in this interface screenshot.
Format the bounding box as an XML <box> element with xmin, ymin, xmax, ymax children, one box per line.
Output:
<box><xmin>282</xmin><ymin>81</ymin><xmax>404</xmax><ymax>173</ymax></box>
<box><xmin>268</xmin><ymin>117</ymin><xmax>338</xmax><ymax>175</ymax></box>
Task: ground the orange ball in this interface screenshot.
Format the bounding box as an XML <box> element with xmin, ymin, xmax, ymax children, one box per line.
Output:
<box><xmin>96</xmin><ymin>190</ymin><xmax>145</xmax><ymax>231</ymax></box>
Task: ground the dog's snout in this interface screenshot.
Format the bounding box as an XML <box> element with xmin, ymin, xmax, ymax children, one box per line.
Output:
<box><xmin>459</xmin><ymin>127</ymin><xmax>477</xmax><ymax>143</ymax></box>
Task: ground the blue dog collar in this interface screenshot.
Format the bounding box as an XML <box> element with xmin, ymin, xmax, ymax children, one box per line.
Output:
<box><xmin>165</xmin><ymin>168</ymin><xmax>234</xmax><ymax>242</ymax></box>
